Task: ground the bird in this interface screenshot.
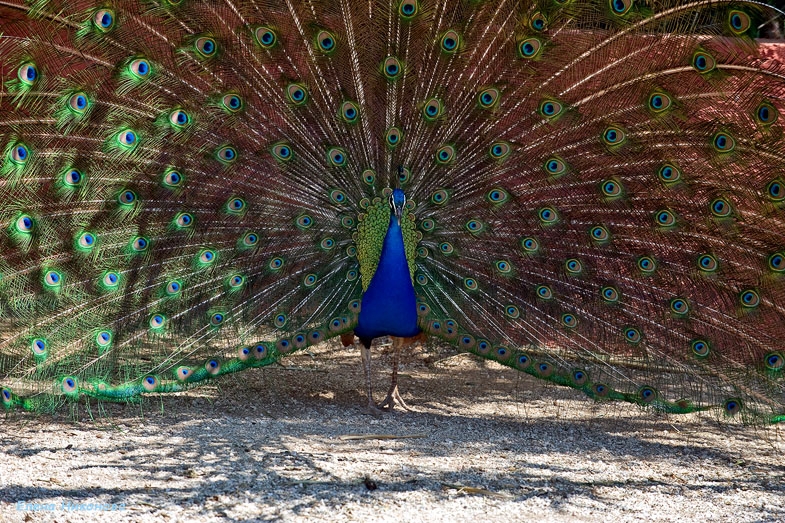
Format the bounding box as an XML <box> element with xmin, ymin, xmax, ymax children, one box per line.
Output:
<box><xmin>1</xmin><ymin>0</ymin><xmax>784</xmax><ymax>424</ymax></box>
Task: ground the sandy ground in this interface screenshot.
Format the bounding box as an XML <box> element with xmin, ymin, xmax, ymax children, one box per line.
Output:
<box><xmin>1</xmin><ymin>342</ymin><xmax>784</xmax><ymax>523</ymax></box>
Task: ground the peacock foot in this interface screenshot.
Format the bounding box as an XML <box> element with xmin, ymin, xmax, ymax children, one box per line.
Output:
<box><xmin>376</xmin><ymin>383</ymin><xmax>411</xmax><ymax>411</ymax></box>
<box><xmin>363</xmin><ymin>398</ymin><xmax>385</xmax><ymax>417</ymax></box>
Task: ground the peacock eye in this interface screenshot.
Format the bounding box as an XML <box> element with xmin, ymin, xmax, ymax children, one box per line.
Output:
<box><xmin>728</xmin><ymin>10</ymin><xmax>751</xmax><ymax>35</ymax></box>
<box><xmin>117</xmin><ymin>129</ymin><xmax>137</xmax><ymax>147</ymax></box>
<box><xmin>441</xmin><ymin>30</ymin><xmax>461</xmax><ymax>53</ymax></box>
<box><xmin>166</xmin><ymin>280</ymin><xmax>182</xmax><ymax>294</ymax></box>
<box><xmin>163</xmin><ymin>169</ymin><xmax>183</xmax><ymax>188</ymax></box>
<box><xmin>18</xmin><ymin>62</ymin><xmax>38</xmax><ymax>85</ymax></box>
<box><xmin>610</xmin><ymin>0</ymin><xmax>633</xmax><ymax>16</ymax></box>
<box><xmin>271</xmin><ymin>143</ymin><xmax>292</xmax><ymax>161</ymax></box>
<box><xmin>44</xmin><ymin>270</ymin><xmax>62</xmax><ymax>287</ymax></box>
<box><xmin>169</xmin><ymin>109</ymin><xmax>190</xmax><ymax>128</ymax></box>
<box><xmin>340</xmin><ymin>101</ymin><xmax>359</xmax><ymax>122</ymax></box>
<box><xmin>327</xmin><ymin>147</ymin><xmax>347</xmax><ymax>166</ymax></box>
<box><xmin>286</xmin><ymin>83</ymin><xmax>308</xmax><ymax>105</ymax></box>
<box><xmin>131</xmin><ymin>236</ymin><xmax>149</xmax><ymax>252</ymax></box>
<box><xmin>422</xmin><ymin>98</ymin><xmax>443</xmax><ymax>120</ymax></box>
<box><xmin>64</xmin><ymin>168</ymin><xmax>83</xmax><ymax>186</ymax></box>
<box><xmin>195</xmin><ymin>37</ymin><xmax>218</xmax><ymax>57</ymax></box>
<box><xmin>129</xmin><ymin>58</ymin><xmax>150</xmax><ymax>77</ymax></box>
<box><xmin>386</xmin><ymin>127</ymin><xmax>402</xmax><ymax>147</ymax></box>
<box><xmin>399</xmin><ymin>0</ymin><xmax>418</xmax><ymax>18</ymax></box>
<box><xmin>316</xmin><ymin>30</ymin><xmax>336</xmax><ymax>52</ymax></box>
<box><xmin>93</xmin><ymin>9</ymin><xmax>115</xmax><ymax>31</ymax></box>
<box><xmin>77</xmin><ymin>232</ymin><xmax>96</xmax><ymax>249</ymax></box>
<box><xmin>713</xmin><ymin>132</ymin><xmax>735</xmax><ymax>153</ymax></box>
<box><xmin>518</xmin><ymin>38</ymin><xmax>542</xmax><ymax>58</ymax></box>
<box><xmin>175</xmin><ymin>212</ymin><xmax>193</xmax><ymax>227</ymax></box>
<box><xmin>68</xmin><ymin>92</ymin><xmax>89</xmax><ymax>114</ymax></box>
<box><xmin>10</xmin><ymin>143</ymin><xmax>30</xmax><ymax>164</ymax></box>
<box><xmin>221</xmin><ymin>94</ymin><xmax>244</xmax><ymax>113</ymax></box>
<box><xmin>103</xmin><ymin>271</ymin><xmax>120</xmax><ymax>288</ymax></box>
<box><xmin>382</xmin><ymin>56</ymin><xmax>402</xmax><ymax>79</ymax></box>
<box><xmin>118</xmin><ymin>190</ymin><xmax>137</xmax><ymax>205</ymax></box>
<box><xmin>692</xmin><ymin>50</ymin><xmax>716</xmax><ymax>73</ymax></box>
<box><xmin>255</xmin><ymin>26</ymin><xmax>277</xmax><ymax>48</ymax></box>
<box><xmin>217</xmin><ymin>146</ymin><xmax>237</xmax><ymax>163</ymax></box>
<box><xmin>16</xmin><ymin>215</ymin><xmax>34</xmax><ymax>233</ymax></box>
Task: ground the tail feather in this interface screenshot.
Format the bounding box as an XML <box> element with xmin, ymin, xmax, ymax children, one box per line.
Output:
<box><xmin>0</xmin><ymin>0</ymin><xmax>783</xmax><ymax>422</ymax></box>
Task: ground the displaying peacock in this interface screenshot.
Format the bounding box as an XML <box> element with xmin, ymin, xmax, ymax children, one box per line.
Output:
<box><xmin>1</xmin><ymin>0</ymin><xmax>784</xmax><ymax>423</ymax></box>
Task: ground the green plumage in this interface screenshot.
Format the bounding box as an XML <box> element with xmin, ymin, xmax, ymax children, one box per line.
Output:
<box><xmin>356</xmin><ymin>193</ymin><xmax>418</xmax><ymax>290</ymax></box>
<box><xmin>0</xmin><ymin>0</ymin><xmax>784</xmax><ymax>424</ymax></box>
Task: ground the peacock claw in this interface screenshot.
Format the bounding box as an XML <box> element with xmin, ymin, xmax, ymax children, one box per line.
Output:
<box><xmin>377</xmin><ymin>384</ymin><xmax>411</xmax><ymax>411</ymax></box>
<box><xmin>360</xmin><ymin>338</ymin><xmax>411</xmax><ymax>413</ymax></box>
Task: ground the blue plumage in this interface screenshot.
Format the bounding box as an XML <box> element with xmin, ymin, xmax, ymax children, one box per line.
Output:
<box><xmin>355</xmin><ymin>190</ymin><xmax>420</xmax><ymax>347</ymax></box>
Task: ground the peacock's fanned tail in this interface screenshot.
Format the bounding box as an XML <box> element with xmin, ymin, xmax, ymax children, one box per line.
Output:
<box><xmin>0</xmin><ymin>0</ymin><xmax>783</xmax><ymax>423</ymax></box>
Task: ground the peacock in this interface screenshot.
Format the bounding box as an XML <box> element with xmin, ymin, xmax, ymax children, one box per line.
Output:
<box><xmin>1</xmin><ymin>0</ymin><xmax>785</xmax><ymax>424</ymax></box>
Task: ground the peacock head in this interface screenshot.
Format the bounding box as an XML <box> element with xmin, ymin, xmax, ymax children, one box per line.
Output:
<box><xmin>389</xmin><ymin>188</ymin><xmax>406</xmax><ymax>225</ymax></box>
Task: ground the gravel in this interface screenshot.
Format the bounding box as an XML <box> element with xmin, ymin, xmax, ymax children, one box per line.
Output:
<box><xmin>2</xmin><ymin>343</ymin><xmax>783</xmax><ymax>522</ymax></box>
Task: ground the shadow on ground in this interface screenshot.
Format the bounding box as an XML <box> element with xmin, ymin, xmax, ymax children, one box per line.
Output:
<box><xmin>2</xmin><ymin>344</ymin><xmax>783</xmax><ymax>522</ymax></box>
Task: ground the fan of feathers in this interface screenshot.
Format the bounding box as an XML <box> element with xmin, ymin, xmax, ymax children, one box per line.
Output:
<box><xmin>0</xmin><ymin>0</ymin><xmax>783</xmax><ymax>424</ymax></box>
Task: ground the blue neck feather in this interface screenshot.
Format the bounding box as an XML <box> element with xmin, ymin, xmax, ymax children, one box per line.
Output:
<box><xmin>355</xmin><ymin>214</ymin><xmax>420</xmax><ymax>347</ymax></box>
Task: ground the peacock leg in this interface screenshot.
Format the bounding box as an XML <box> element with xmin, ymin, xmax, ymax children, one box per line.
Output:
<box><xmin>360</xmin><ymin>341</ymin><xmax>383</xmax><ymax>415</ymax></box>
<box><xmin>377</xmin><ymin>337</ymin><xmax>411</xmax><ymax>411</ymax></box>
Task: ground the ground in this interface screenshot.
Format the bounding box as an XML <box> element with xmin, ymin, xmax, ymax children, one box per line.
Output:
<box><xmin>1</xmin><ymin>342</ymin><xmax>784</xmax><ymax>522</ymax></box>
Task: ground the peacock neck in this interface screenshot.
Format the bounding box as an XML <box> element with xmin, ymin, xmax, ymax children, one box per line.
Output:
<box><xmin>354</xmin><ymin>214</ymin><xmax>420</xmax><ymax>347</ymax></box>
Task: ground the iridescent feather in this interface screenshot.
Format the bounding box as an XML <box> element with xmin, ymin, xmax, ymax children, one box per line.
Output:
<box><xmin>0</xmin><ymin>0</ymin><xmax>784</xmax><ymax>424</ymax></box>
